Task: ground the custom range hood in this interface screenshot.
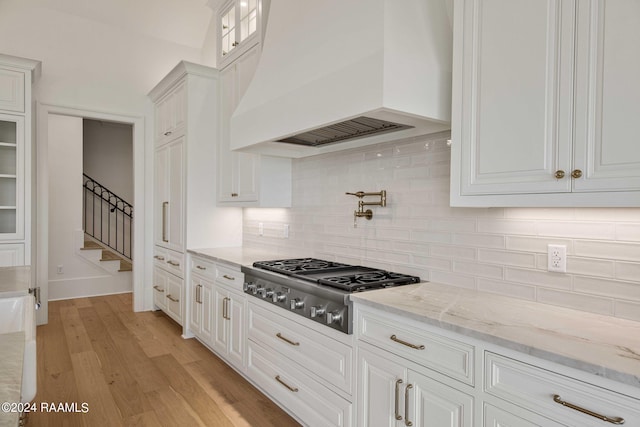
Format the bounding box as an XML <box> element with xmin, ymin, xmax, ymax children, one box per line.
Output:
<box><xmin>230</xmin><ymin>0</ymin><xmax>453</xmax><ymax>158</ymax></box>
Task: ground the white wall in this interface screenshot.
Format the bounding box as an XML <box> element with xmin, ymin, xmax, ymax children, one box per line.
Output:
<box><xmin>48</xmin><ymin>114</ymin><xmax>131</xmax><ymax>300</ymax></box>
<box><xmin>83</xmin><ymin>119</ymin><xmax>133</xmax><ymax>204</ymax></box>
<box><xmin>243</xmin><ymin>132</ymin><xmax>640</xmax><ymax>322</ymax></box>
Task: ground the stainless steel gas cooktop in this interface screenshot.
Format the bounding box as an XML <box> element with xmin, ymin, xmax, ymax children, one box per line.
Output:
<box><xmin>243</xmin><ymin>258</ymin><xmax>421</xmax><ymax>334</ymax></box>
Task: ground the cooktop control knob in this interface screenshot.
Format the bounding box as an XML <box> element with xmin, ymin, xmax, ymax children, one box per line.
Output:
<box><xmin>290</xmin><ymin>298</ymin><xmax>304</xmax><ymax>310</ymax></box>
<box><xmin>253</xmin><ymin>286</ymin><xmax>264</xmax><ymax>295</ymax></box>
<box><xmin>310</xmin><ymin>306</ymin><xmax>325</xmax><ymax>318</ymax></box>
<box><xmin>259</xmin><ymin>288</ymin><xmax>274</xmax><ymax>299</ymax></box>
<box><xmin>245</xmin><ymin>283</ymin><xmax>257</xmax><ymax>293</ymax></box>
<box><xmin>272</xmin><ymin>292</ymin><xmax>286</xmax><ymax>303</ymax></box>
<box><xmin>326</xmin><ymin>311</ymin><xmax>342</xmax><ymax>324</ymax></box>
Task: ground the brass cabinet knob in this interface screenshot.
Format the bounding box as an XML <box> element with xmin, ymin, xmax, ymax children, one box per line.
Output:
<box><xmin>554</xmin><ymin>170</ymin><xmax>565</xmax><ymax>179</ymax></box>
<box><xmin>571</xmin><ymin>169</ymin><xmax>583</xmax><ymax>179</ymax></box>
<box><xmin>231</xmin><ymin>193</ymin><xmax>238</xmax><ymax>197</ymax></box>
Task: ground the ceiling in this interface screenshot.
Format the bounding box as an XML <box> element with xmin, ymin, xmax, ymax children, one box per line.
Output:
<box><xmin>24</xmin><ymin>0</ymin><xmax>216</xmax><ymax>49</ymax></box>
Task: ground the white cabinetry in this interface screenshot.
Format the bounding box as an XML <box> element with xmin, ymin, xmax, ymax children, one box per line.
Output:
<box><xmin>451</xmin><ymin>0</ymin><xmax>640</xmax><ymax>206</ymax></box>
<box><xmin>218</xmin><ymin>45</ymin><xmax>291</xmax><ymax>207</ymax></box>
<box><xmin>0</xmin><ymin>55</ymin><xmax>39</xmax><ymax>266</ymax></box>
<box><xmin>217</xmin><ymin>0</ymin><xmax>262</xmax><ymax>68</ymax></box>
<box><xmin>356</xmin><ymin>308</ymin><xmax>474</xmax><ymax>427</ymax></box>
<box><xmin>211</xmin><ymin>263</ymin><xmax>246</xmax><ymax>370</ymax></box>
<box><xmin>149</xmin><ymin>62</ymin><xmax>242</xmax><ymax>326</ymax></box>
<box><xmin>188</xmin><ymin>256</ymin><xmax>215</xmax><ymax>344</ymax></box>
<box><xmin>246</xmin><ymin>300</ymin><xmax>354</xmax><ymax>426</ymax></box>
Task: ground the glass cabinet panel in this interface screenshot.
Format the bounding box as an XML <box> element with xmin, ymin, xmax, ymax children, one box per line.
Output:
<box><xmin>221</xmin><ymin>6</ymin><xmax>237</xmax><ymax>57</ymax></box>
<box><xmin>0</xmin><ymin>116</ymin><xmax>22</xmax><ymax>237</ymax></box>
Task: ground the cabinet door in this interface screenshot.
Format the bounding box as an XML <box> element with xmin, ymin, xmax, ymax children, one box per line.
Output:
<box><xmin>153</xmin><ymin>147</ymin><xmax>168</xmax><ymax>247</ymax></box>
<box><xmin>165</xmin><ymin>273</ymin><xmax>183</xmax><ymax>325</ymax></box>
<box><xmin>152</xmin><ymin>267</ymin><xmax>167</xmax><ymax>310</ymax></box>
<box><xmin>357</xmin><ymin>346</ymin><xmax>407</xmax><ymax>427</ymax></box>
<box><xmin>0</xmin><ymin>243</ymin><xmax>24</xmax><ymax>267</ymax></box>
<box><xmin>226</xmin><ymin>289</ymin><xmax>245</xmax><ymax>369</ymax></box>
<box><xmin>189</xmin><ymin>278</ymin><xmax>202</xmax><ymax>335</ymax></box>
<box><xmin>0</xmin><ymin>114</ymin><xmax>24</xmax><ymax>240</ymax></box>
<box><xmin>167</xmin><ymin>138</ymin><xmax>184</xmax><ymax>252</ymax></box>
<box><xmin>572</xmin><ymin>0</ymin><xmax>640</xmax><ymax>193</ymax></box>
<box><xmin>212</xmin><ymin>286</ymin><xmax>229</xmax><ymax>355</ymax></box>
<box><xmin>407</xmin><ymin>370</ymin><xmax>473</xmax><ymax>427</ymax></box>
<box><xmin>218</xmin><ymin>46</ymin><xmax>260</xmax><ymax>204</ymax></box>
<box><xmin>200</xmin><ymin>280</ymin><xmax>213</xmax><ymax>344</ymax></box>
<box><xmin>454</xmin><ymin>0</ymin><xmax>574</xmax><ymax>196</ymax></box>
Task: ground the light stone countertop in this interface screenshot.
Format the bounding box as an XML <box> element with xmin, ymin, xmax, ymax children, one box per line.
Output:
<box><xmin>0</xmin><ymin>267</ymin><xmax>30</xmax><ymax>298</ymax></box>
<box><xmin>187</xmin><ymin>247</ymin><xmax>302</xmax><ymax>269</ymax></box>
<box><xmin>187</xmin><ymin>248</ymin><xmax>640</xmax><ymax>390</ymax></box>
<box><xmin>350</xmin><ymin>282</ymin><xmax>640</xmax><ymax>389</ymax></box>
<box><xmin>0</xmin><ymin>332</ymin><xmax>25</xmax><ymax>427</ymax></box>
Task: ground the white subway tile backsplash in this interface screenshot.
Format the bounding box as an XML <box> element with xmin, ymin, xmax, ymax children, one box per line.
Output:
<box><xmin>505</xmin><ymin>268</ymin><xmax>573</xmax><ymax>290</ymax></box>
<box><xmin>477</xmin><ymin>249</ymin><xmax>537</xmax><ymax>268</ymax></box>
<box><xmin>614</xmin><ymin>300</ymin><xmax>640</xmax><ymax>322</ymax></box>
<box><xmin>537</xmin><ymin>288</ymin><xmax>613</xmax><ymax>315</ymax></box>
<box><xmin>243</xmin><ymin>133</ymin><xmax>640</xmax><ymax>322</ymax></box>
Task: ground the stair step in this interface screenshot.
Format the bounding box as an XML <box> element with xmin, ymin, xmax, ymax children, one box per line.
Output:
<box><xmin>82</xmin><ymin>240</ymin><xmax>102</xmax><ymax>250</ymax></box>
<box><xmin>100</xmin><ymin>250</ymin><xmax>122</xmax><ymax>261</ymax></box>
<box><xmin>119</xmin><ymin>261</ymin><xmax>132</xmax><ymax>272</ymax></box>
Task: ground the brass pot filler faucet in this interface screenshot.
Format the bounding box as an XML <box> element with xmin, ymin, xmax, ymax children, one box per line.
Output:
<box><xmin>346</xmin><ymin>190</ymin><xmax>387</xmax><ymax>227</ymax></box>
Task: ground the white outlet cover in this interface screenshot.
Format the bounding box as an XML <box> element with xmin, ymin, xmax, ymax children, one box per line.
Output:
<box><xmin>547</xmin><ymin>244</ymin><xmax>567</xmax><ymax>273</ymax></box>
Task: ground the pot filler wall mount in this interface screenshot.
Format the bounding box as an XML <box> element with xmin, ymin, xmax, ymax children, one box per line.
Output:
<box><xmin>346</xmin><ymin>190</ymin><xmax>387</xmax><ymax>227</ymax></box>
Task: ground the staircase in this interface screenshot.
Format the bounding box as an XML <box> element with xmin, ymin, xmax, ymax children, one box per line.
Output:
<box><xmin>81</xmin><ymin>236</ymin><xmax>132</xmax><ymax>272</ymax></box>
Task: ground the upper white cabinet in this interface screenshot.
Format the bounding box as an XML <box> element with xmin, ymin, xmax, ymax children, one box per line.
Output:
<box><xmin>450</xmin><ymin>0</ymin><xmax>640</xmax><ymax>207</ymax></box>
<box><xmin>0</xmin><ymin>54</ymin><xmax>39</xmax><ymax>267</ymax></box>
<box><xmin>218</xmin><ymin>0</ymin><xmax>261</xmax><ymax>68</ymax></box>
<box><xmin>218</xmin><ymin>44</ymin><xmax>291</xmax><ymax>207</ymax></box>
<box><xmin>154</xmin><ymin>81</ymin><xmax>186</xmax><ymax>147</ymax></box>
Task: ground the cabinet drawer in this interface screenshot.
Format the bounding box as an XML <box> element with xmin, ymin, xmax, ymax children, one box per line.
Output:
<box><xmin>247</xmin><ymin>340</ymin><xmax>352</xmax><ymax>427</ymax></box>
<box><xmin>153</xmin><ymin>246</ymin><xmax>184</xmax><ymax>278</ymax></box>
<box><xmin>357</xmin><ymin>309</ymin><xmax>474</xmax><ymax>385</ymax></box>
<box><xmin>190</xmin><ymin>256</ymin><xmax>216</xmax><ymax>280</ymax></box>
<box><xmin>216</xmin><ymin>263</ymin><xmax>244</xmax><ymax>290</ymax></box>
<box><xmin>485</xmin><ymin>352</ymin><xmax>640</xmax><ymax>427</ymax></box>
<box><xmin>248</xmin><ymin>302</ymin><xmax>353</xmax><ymax>395</ymax></box>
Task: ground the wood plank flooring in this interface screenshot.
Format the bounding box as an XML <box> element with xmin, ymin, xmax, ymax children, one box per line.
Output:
<box><xmin>29</xmin><ymin>293</ymin><xmax>300</xmax><ymax>427</ymax></box>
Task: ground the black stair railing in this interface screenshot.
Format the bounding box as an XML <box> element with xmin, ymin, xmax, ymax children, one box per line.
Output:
<box><xmin>83</xmin><ymin>174</ymin><xmax>133</xmax><ymax>260</ymax></box>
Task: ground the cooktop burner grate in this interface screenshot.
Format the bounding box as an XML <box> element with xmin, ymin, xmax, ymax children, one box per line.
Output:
<box><xmin>318</xmin><ymin>271</ymin><xmax>421</xmax><ymax>292</ymax></box>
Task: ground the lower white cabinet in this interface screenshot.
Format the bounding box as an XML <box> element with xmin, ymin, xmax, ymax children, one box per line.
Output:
<box><xmin>484</xmin><ymin>352</ymin><xmax>640</xmax><ymax>427</ymax></box>
<box><xmin>188</xmin><ymin>274</ymin><xmax>213</xmax><ymax>344</ymax></box>
<box><xmin>212</xmin><ymin>284</ymin><xmax>245</xmax><ymax>370</ymax></box>
<box><xmin>357</xmin><ymin>343</ymin><xmax>473</xmax><ymax>427</ymax></box>
<box><xmin>483</xmin><ymin>403</ymin><xmax>565</xmax><ymax>427</ymax></box>
<box><xmin>152</xmin><ymin>266</ymin><xmax>184</xmax><ymax>325</ymax></box>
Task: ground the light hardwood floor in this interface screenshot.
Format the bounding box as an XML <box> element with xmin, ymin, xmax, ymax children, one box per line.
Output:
<box><xmin>29</xmin><ymin>293</ymin><xmax>301</xmax><ymax>427</ymax></box>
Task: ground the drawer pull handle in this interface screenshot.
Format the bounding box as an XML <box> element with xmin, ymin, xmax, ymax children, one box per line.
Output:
<box><xmin>395</xmin><ymin>379</ymin><xmax>403</xmax><ymax>421</ymax></box>
<box><xmin>196</xmin><ymin>265</ymin><xmax>206</xmax><ymax>270</ymax></box>
<box><xmin>553</xmin><ymin>395</ymin><xmax>625</xmax><ymax>425</ymax></box>
<box><xmin>153</xmin><ymin>285</ymin><xmax>164</xmax><ymax>293</ymax></box>
<box><xmin>276</xmin><ymin>332</ymin><xmax>300</xmax><ymax>346</ymax></box>
<box><xmin>223</xmin><ymin>274</ymin><xmax>235</xmax><ymax>280</ymax></box>
<box><xmin>154</xmin><ymin>255</ymin><xmax>165</xmax><ymax>261</ymax></box>
<box><xmin>405</xmin><ymin>384</ymin><xmax>413</xmax><ymax>426</ymax></box>
<box><xmin>275</xmin><ymin>375</ymin><xmax>298</xmax><ymax>393</ymax></box>
<box><xmin>166</xmin><ymin>294</ymin><xmax>179</xmax><ymax>303</ymax></box>
<box><xmin>390</xmin><ymin>334</ymin><xmax>425</xmax><ymax>350</ymax></box>
<box><xmin>167</xmin><ymin>260</ymin><xmax>180</xmax><ymax>267</ymax></box>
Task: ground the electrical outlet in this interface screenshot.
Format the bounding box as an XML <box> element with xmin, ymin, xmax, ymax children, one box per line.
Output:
<box><xmin>283</xmin><ymin>224</ymin><xmax>289</xmax><ymax>238</ymax></box>
<box><xmin>258</xmin><ymin>222</ymin><xmax>264</xmax><ymax>236</ymax></box>
<box><xmin>57</xmin><ymin>265</ymin><xmax>64</xmax><ymax>274</ymax></box>
<box><xmin>547</xmin><ymin>244</ymin><xmax>567</xmax><ymax>273</ymax></box>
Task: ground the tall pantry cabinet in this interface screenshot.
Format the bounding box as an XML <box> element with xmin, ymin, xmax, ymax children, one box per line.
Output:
<box><xmin>149</xmin><ymin>62</ymin><xmax>242</xmax><ymax>326</ymax></box>
<box><xmin>0</xmin><ymin>54</ymin><xmax>40</xmax><ymax>267</ymax></box>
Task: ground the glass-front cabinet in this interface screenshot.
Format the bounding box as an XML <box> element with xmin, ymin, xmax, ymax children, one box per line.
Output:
<box><xmin>0</xmin><ymin>114</ymin><xmax>24</xmax><ymax>240</ymax></box>
<box><xmin>218</xmin><ymin>0</ymin><xmax>261</xmax><ymax>67</ymax></box>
